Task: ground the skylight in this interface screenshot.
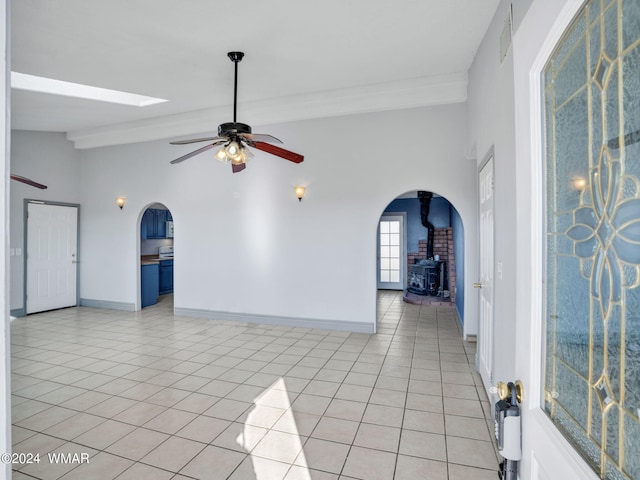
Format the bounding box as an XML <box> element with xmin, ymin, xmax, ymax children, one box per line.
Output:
<box><xmin>11</xmin><ymin>72</ymin><xmax>168</xmax><ymax>107</ymax></box>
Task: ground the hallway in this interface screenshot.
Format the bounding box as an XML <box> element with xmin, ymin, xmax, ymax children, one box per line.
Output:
<box><xmin>10</xmin><ymin>292</ymin><xmax>498</xmax><ymax>479</ymax></box>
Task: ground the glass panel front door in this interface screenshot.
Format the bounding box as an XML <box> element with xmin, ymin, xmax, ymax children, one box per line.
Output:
<box><xmin>543</xmin><ymin>1</ymin><xmax>640</xmax><ymax>478</ymax></box>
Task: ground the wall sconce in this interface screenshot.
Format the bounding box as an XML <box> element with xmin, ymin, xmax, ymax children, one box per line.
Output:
<box><xmin>294</xmin><ymin>186</ymin><xmax>305</xmax><ymax>202</ymax></box>
<box><xmin>116</xmin><ymin>197</ymin><xmax>126</xmax><ymax>209</ymax></box>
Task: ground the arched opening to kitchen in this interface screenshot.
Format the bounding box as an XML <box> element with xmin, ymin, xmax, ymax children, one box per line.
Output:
<box><xmin>139</xmin><ymin>202</ymin><xmax>174</xmax><ymax>309</ymax></box>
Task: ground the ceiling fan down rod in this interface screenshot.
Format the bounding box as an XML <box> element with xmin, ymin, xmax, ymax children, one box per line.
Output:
<box><xmin>227</xmin><ymin>52</ymin><xmax>244</xmax><ymax>124</ymax></box>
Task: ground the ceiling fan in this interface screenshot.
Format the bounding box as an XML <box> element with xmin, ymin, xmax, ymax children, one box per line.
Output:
<box><xmin>169</xmin><ymin>52</ymin><xmax>304</xmax><ymax>173</ymax></box>
<box><xmin>10</xmin><ymin>174</ymin><xmax>47</xmax><ymax>189</ymax></box>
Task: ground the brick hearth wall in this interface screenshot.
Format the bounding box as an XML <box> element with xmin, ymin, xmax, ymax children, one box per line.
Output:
<box><xmin>407</xmin><ymin>227</ymin><xmax>456</xmax><ymax>303</ymax></box>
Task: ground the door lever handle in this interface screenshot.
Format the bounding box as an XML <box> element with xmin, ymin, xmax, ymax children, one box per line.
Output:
<box><xmin>473</xmin><ymin>282</ymin><xmax>483</xmax><ymax>288</ymax></box>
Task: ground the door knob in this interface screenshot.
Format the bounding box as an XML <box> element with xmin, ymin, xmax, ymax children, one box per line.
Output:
<box><xmin>492</xmin><ymin>381</ymin><xmax>511</xmax><ymax>401</ymax></box>
<box><xmin>473</xmin><ymin>282</ymin><xmax>483</xmax><ymax>288</ymax></box>
<box><xmin>491</xmin><ymin>380</ymin><xmax>525</xmax><ymax>403</ymax></box>
<box><xmin>514</xmin><ymin>380</ymin><xmax>525</xmax><ymax>403</ymax></box>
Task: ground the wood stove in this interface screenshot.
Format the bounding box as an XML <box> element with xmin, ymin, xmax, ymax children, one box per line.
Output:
<box><xmin>408</xmin><ymin>260</ymin><xmax>446</xmax><ymax>296</ymax></box>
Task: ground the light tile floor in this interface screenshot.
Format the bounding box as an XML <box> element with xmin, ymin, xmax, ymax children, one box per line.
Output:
<box><xmin>10</xmin><ymin>291</ymin><xmax>498</xmax><ymax>479</ymax></box>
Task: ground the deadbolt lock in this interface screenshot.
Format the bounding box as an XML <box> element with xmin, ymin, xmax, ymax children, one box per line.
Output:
<box><xmin>473</xmin><ymin>282</ymin><xmax>483</xmax><ymax>288</ymax></box>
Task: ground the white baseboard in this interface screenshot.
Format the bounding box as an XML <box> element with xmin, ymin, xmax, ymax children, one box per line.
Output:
<box><xmin>174</xmin><ymin>307</ymin><xmax>375</xmax><ymax>334</ymax></box>
<box><xmin>79</xmin><ymin>298</ymin><xmax>136</xmax><ymax>312</ymax></box>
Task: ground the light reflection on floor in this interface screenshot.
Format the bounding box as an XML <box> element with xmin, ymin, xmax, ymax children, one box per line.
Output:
<box><xmin>238</xmin><ymin>378</ymin><xmax>310</xmax><ymax>480</ymax></box>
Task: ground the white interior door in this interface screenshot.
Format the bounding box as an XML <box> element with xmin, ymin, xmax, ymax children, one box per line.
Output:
<box><xmin>26</xmin><ymin>202</ymin><xmax>78</xmax><ymax>314</ymax></box>
<box><xmin>377</xmin><ymin>214</ymin><xmax>405</xmax><ymax>290</ymax></box>
<box><xmin>477</xmin><ymin>157</ymin><xmax>494</xmax><ymax>387</ymax></box>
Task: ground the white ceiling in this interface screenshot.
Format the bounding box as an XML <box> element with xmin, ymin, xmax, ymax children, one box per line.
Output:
<box><xmin>10</xmin><ymin>0</ymin><xmax>499</xmax><ymax>148</ymax></box>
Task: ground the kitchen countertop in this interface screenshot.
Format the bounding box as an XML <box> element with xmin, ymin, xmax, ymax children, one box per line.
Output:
<box><xmin>141</xmin><ymin>255</ymin><xmax>174</xmax><ymax>265</ymax></box>
<box><xmin>141</xmin><ymin>255</ymin><xmax>160</xmax><ymax>265</ymax></box>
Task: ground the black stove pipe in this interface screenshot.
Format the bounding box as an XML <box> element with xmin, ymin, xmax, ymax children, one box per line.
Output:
<box><xmin>418</xmin><ymin>191</ymin><xmax>435</xmax><ymax>258</ymax></box>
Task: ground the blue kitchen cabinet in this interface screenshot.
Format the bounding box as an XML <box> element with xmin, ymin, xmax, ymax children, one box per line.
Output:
<box><xmin>141</xmin><ymin>208</ymin><xmax>171</xmax><ymax>239</ymax></box>
<box><xmin>141</xmin><ymin>263</ymin><xmax>159</xmax><ymax>307</ymax></box>
<box><xmin>155</xmin><ymin>209</ymin><xmax>167</xmax><ymax>238</ymax></box>
<box><xmin>141</xmin><ymin>209</ymin><xmax>156</xmax><ymax>239</ymax></box>
<box><xmin>159</xmin><ymin>259</ymin><xmax>174</xmax><ymax>294</ymax></box>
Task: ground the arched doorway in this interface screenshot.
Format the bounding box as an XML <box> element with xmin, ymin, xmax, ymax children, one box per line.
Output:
<box><xmin>139</xmin><ymin>202</ymin><xmax>174</xmax><ymax>309</ymax></box>
<box><xmin>376</xmin><ymin>190</ymin><xmax>465</xmax><ymax>327</ymax></box>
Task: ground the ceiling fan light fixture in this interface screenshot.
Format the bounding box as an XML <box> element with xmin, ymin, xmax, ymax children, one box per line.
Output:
<box><xmin>214</xmin><ymin>141</ymin><xmax>253</xmax><ymax>165</ymax></box>
<box><xmin>232</xmin><ymin>145</ymin><xmax>254</xmax><ymax>165</ymax></box>
<box><xmin>169</xmin><ymin>51</ymin><xmax>304</xmax><ymax>170</ymax></box>
<box><xmin>215</xmin><ymin>147</ymin><xmax>227</xmax><ymax>163</ymax></box>
<box><xmin>225</xmin><ymin>141</ymin><xmax>242</xmax><ymax>159</ymax></box>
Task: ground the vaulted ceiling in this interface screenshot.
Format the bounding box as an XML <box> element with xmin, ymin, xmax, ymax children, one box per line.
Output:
<box><xmin>11</xmin><ymin>0</ymin><xmax>499</xmax><ymax>148</ymax></box>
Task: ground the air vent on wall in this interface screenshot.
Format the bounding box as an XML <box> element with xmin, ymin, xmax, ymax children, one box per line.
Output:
<box><xmin>500</xmin><ymin>4</ymin><xmax>513</xmax><ymax>63</ymax></box>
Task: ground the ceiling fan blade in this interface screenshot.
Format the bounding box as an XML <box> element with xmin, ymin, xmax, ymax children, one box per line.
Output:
<box><xmin>170</xmin><ymin>136</ymin><xmax>224</xmax><ymax>145</ymax></box>
<box><xmin>231</xmin><ymin>163</ymin><xmax>246</xmax><ymax>173</ymax></box>
<box><xmin>251</xmin><ymin>141</ymin><xmax>304</xmax><ymax>164</ymax></box>
<box><xmin>170</xmin><ymin>141</ymin><xmax>224</xmax><ymax>164</ymax></box>
<box><xmin>241</xmin><ymin>133</ymin><xmax>283</xmax><ymax>144</ymax></box>
<box><xmin>10</xmin><ymin>174</ymin><xmax>48</xmax><ymax>189</ymax></box>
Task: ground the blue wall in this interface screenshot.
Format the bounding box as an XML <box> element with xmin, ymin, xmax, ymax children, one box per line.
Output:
<box><xmin>383</xmin><ymin>198</ymin><xmax>425</xmax><ymax>252</ymax></box>
<box><xmin>451</xmin><ymin>205</ymin><xmax>465</xmax><ymax>324</ymax></box>
<box><xmin>384</xmin><ymin>196</ymin><xmax>452</xmax><ymax>252</ymax></box>
<box><xmin>429</xmin><ymin>197</ymin><xmax>451</xmax><ymax>228</ymax></box>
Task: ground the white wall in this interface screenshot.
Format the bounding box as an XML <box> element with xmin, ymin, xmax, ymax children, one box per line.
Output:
<box><xmin>9</xmin><ymin>131</ymin><xmax>82</xmax><ymax>312</ymax></box>
<box><xmin>466</xmin><ymin>0</ymin><xmax>523</xmax><ymax>387</ymax></box>
<box><xmin>78</xmin><ymin>104</ymin><xmax>479</xmax><ymax>333</ymax></box>
<box><xmin>1</xmin><ymin>0</ymin><xmax>11</xmax><ymax>475</ymax></box>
